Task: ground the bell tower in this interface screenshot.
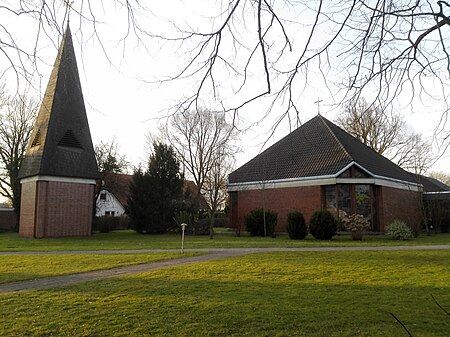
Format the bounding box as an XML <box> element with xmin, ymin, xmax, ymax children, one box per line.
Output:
<box><xmin>18</xmin><ymin>24</ymin><xmax>99</xmax><ymax>238</ymax></box>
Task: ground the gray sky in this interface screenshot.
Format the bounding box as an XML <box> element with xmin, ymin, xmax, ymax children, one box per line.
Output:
<box><xmin>1</xmin><ymin>1</ymin><xmax>449</xmax><ymax>177</ymax></box>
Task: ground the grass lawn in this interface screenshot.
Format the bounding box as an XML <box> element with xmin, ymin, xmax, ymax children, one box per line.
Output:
<box><xmin>0</xmin><ymin>230</ymin><xmax>449</xmax><ymax>251</ymax></box>
<box><xmin>0</xmin><ymin>252</ymin><xmax>201</xmax><ymax>284</ymax></box>
<box><xmin>0</xmin><ymin>250</ymin><xmax>449</xmax><ymax>336</ymax></box>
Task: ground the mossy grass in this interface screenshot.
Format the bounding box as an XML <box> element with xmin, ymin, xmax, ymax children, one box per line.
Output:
<box><xmin>0</xmin><ymin>252</ymin><xmax>201</xmax><ymax>284</ymax></box>
<box><xmin>1</xmin><ymin>250</ymin><xmax>449</xmax><ymax>336</ymax></box>
<box><xmin>0</xmin><ymin>230</ymin><xmax>449</xmax><ymax>252</ymax></box>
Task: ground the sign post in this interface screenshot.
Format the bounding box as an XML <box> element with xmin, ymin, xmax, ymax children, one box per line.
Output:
<box><xmin>180</xmin><ymin>223</ymin><xmax>187</xmax><ymax>254</ymax></box>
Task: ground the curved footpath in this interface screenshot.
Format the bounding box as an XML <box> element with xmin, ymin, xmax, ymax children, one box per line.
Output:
<box><xmin>1</xmin><ymin>245</ymin><xmax>449</xmax><ymax>294</ymax></box>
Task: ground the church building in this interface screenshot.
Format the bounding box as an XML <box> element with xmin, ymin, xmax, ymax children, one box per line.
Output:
<box><xmin>228</xmin><ymin>115</ymin><xmax>425</xmax><ymax>233</ymax></box>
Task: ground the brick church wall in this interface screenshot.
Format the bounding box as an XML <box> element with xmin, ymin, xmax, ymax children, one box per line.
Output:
<box><xmin>19</xmin><ymin>181</ymin><xmax>38</xmax><ymax>237</ymax></box>
<box><xmin>231</xmin><ymin>185</ymin><xmax>322</xmax><ymax>232</ymax></box>
<box><xmin>231</xmin><ymin>184</ymin><xmax>423</xmax><ymax>234</ymax></box>
<box><xmin>20</xmin><ymin>180</ymin><xmax>94</xmax><ymax>238</ymax></box>
<box><xmin>379</xmin><ymin>186</ymin><xmax>423</xmax><ymax>232</ymax></box>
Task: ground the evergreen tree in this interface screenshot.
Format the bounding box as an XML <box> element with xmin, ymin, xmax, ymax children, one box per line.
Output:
<box><xmin>147</xmin><ymin>142</ymin><xmax>183</xmax><ymax>232</ymax></box>
<box><xmin>127</xmin><ymin>168</ymin><xmax>153</xmax><ymax>233</ymax></box>
<box><xmin>128</xmin><ymin>142</ymin><xmax>183</xmax><ymax>233</ymax></box>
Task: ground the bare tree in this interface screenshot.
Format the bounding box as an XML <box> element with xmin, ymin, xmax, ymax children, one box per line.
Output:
<box><xmin>163</xmin><ymin>108</ymin><xmax>238</xmax><ymax>237</ymax></box>
<box><xmin>95</xmin><ymin>139</ymin><xmax>129</xmax><ymax>177</ymax></box>
<box><xmin>151</xmin><ymin>2</ymin><xmax>450</xmax><ymax>134</ymax></box>
<box><xmin>337</xmin><ymin>98</ymin><xmax>404</xmax><ymax>155</ymax></box>
<box><xmin>391</xmin><ymin>133</ymin><xmax>433</xmax><ymax>175</ymax></box>
<box><xmin>337</xmin><ymin>98</ymin><xmax>433</xmax><ymax>174</ymax></box>
<box><xmin>94</xmin><ymin>138</ymin><xmax>129</xmax><ymax>197</ymax></box>
<box><xmin>0</xmin><ymin>1</ymin><xmax>147</xmax><ymax>87</ymax></box>
<box><xmin>203</xmin><ymin>150</ymin><xmax>235</xmax><ymax>238</ymax></box>
<box><xmin>1</xmin><ymin>1</ymin><xmax>449</xmax><ymax>145</ymax></box>
<box><xmin>428</xmin><ymin>171</ymin><xmax>450</xmax><ymax>186</ymax></box>
<box><xmin>0</xmin><ymin>88</ymin><xmax>38</xmax><ymax>226</ymax></box>
<box><xmin>165</xmin><ymin>109</ymin><xmax>236</xmax><ymax>195</ymax></box>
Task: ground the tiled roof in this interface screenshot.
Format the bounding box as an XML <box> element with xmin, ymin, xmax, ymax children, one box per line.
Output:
<box><xmin>184</xmin><ymin>180</ymin><xmax>209</xmax><ymax>210</ymax></box>
<box><xmin>229</xmin><ymin>115</ymin><xmax>417</xmax><ymax>184</ymax></box>
<box><xmin>104</xmin><ymin>174</ymin><xmax>133</xmax><ymax>207</ymax></box>
<box><xmin>418</xmin><ymin>175</ymin><xmax>450</xmax><ymax>193</ymax></box>
<box><xmin>102</xmin><ymin>175</ymin><xmax>209</xmax><ymax>209</ymax></box>
<box><xmin>19</xmin><ymin>24</ymin><xmax>99</xmax><ymax>180</ymax></box>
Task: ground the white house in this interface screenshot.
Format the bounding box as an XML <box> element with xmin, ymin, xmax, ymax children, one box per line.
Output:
<box><xmin>94</xmin><ymin>174</ymin><xmax>209</xmax><ymax>218</ymax></box>
<box><xmin>96</xmin><ymin>189</ymin><xmax>126</xmax><ymax>217</ymax></box>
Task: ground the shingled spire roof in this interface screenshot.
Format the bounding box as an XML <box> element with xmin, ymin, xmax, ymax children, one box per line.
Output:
<box><xmin>19</xmin><ymin>24</ymin><xmax>99</xmax><ymax>180</ymax></box>
<box><xmin>229</xmin><ymin>115</ymin><xmax>416</xmax><ymax>185</ymax></box>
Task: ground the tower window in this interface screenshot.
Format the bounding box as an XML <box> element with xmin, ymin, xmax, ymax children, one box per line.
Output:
<box><xmin>58</xmin><ymin>129</ymin><xmax>83</xmax><ymax>149</ymax></box>
<box><xmin>31</xmin><ymin>129</ymin><xmax>41</xmax><ymax>147</ymax></box>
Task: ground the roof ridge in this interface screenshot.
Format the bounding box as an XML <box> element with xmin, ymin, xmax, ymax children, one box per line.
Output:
<box><xmin>229</xmin><ymin>115</ymin><xmax>418</xmax><ymax>185</ymax></box>
<box><xmin>317</xmin><ymin>115</ymin><xmax>354</xmax><ymax>161</ymax></box>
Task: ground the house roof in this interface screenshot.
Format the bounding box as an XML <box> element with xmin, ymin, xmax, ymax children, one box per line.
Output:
<box><xmin>183</xmin><ymin>180</ymin><xmax>209</xmax><ymax>210</ymax></box>
<box><xmin>19</xmin><ymin>24</ymin><xmax>99</xmax><ymax>180</ymax></box>
<box><xmin>229</xmin><ymin>115</ymin><xmax>417</xmax><ymax>185</ymax></box>
<box><xmin>418</xmin><ymin>175</ymin><xmax>450</xmax><ymax>193</ymax></box>
<box><xmin>101</xmin><ymin>174</ymin><xmax>208</xmax><ymax>209</ymax></box>
<box><xmin>104</xmin><ymin>173</ymin><xmax>133</xmax><ymax>207</ymax></box>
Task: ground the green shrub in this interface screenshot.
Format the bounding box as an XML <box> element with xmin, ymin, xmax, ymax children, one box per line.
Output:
<box><xmin>92</xmin><ymin>216</ymin><xmax>121</xmax><ymax>233</ymax></box>
<box><xmin>286</xmin><ymin>211</ymin><xmax>308</xmax><ymax>239</ymax></box>
<box><xmin>118</xmin><ymin>215</ymin><xmax>130</xmax><ymax>230</ymax></box>
<box><xmin>442</xmin><ymin>211</ymin><xmax>450</xmax><ymax>233</ymax></box>
<box><xmin>213</xmin><ymin>216</ymin><xmax>229</xmax><ymax>228</ymax></box>
<box><xmin>309</xmin><ymin>210</ymin><xmax>338</xmax><ymax>240</ymax></box>
<box><xmin>188</xmin><ymin>218</ymin><xmax>210</xmax><ymax>235</ymax></box>
<box><xmin>385</xmin><ymin>220</ymin><xmax>413</xmax><ymax>240</ymax></box>
<box><xmin>174</xmin><ymin>211</ymin><xmax>209</xmax><ymax>235</ymax></box>
<box><xmin>244</xmin><ymin>208</ymin><xmax>278</xmax><ymax>237</ymax></box>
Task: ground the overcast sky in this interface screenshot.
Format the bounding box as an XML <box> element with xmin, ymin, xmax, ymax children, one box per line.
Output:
<box><xmin>2</xmin><ymin>1</ymin><xmax>449</xmax><ymax>177</ymax></box>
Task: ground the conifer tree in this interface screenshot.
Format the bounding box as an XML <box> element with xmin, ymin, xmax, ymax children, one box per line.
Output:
<box><xmin>128</xmin><ymin>142</ymin><xmax>183</xmax><ymax>233</ymax></box>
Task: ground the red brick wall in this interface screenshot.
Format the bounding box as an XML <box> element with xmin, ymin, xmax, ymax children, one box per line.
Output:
<box><xmin>19</xmin><ymin>180</ymin><xmax>94</xmax><ymax>238</ymax></box>
<box><xmin>231</xmin><ymin>185</ymin><xmax>322</xmax><ymax>232</ymax></box>
<box><xmin>379</xmin><ymin>186</ymin><xmax>423</xmax><ymax>232</ymax></box>
<box><xmin>19</xmin><ymin>181</ymin><xmax>38</xmax><ymax>237</ymax></box>
<box><xmin>230</xmin><ymin>184</ymin><xmax>423</xmax><ymax>234</ymax></box>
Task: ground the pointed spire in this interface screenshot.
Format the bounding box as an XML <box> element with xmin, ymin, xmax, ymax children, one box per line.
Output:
<box><xmin>19</xmin><ymin>24</ymin><xmax>99</xmax><ymax>180</ymax></box>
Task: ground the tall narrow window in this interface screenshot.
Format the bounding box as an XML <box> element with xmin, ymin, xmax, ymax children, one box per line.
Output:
<box><xmin>355</xmin><ymin>185</ymin><xmax>371</xmax><ymax>221</ymax></box>
<box><xmin>324</xmin><ymin>186</ymin><xmax>337</xmax><ymax>216</ymax></box>
<box><xmin>338</xmin><ymin>185</ymin><xmax>351</xmax><ymax>215</ymax></box>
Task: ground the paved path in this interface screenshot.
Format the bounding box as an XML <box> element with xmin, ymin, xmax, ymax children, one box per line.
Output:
<box><xmin>1</xmin><ymin>245</ymin><xmax>449</xmax><ymax>294</ymax></box>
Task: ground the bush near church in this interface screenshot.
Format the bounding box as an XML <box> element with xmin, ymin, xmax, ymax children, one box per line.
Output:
<box><xmin>385</xmin><ymin>220</ymin><xmax>413</xmax><ymax>240</ymax></box>
<box><xmin>92</xmin><ymin>215</ymin><xmax>130</xmax><ymax>233</ymax></box>
<box><xmin>244</xmin><ymin>208</ymin><xmax>278</xmax><ymax>237</ymax></box>
<box><xmin>286</xmin><ymin>211</ymin><xmax>308</xmax><ymax>240</ymax></box>
<box><xmin>309</xmin><ymin>209</ymin><xmax>338</xmax><ymax>240</ymax></box>
<box><xmin>341</xmin><ymin>212</ymin><xmax>370</xmax><ymax>240</ymax></box>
